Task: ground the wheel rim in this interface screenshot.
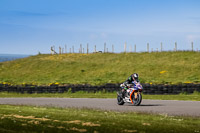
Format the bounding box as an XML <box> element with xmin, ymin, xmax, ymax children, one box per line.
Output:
<box><xmin>132</xmin><ymin>93</ymin><xmax>140</xmax><ymax>104</ymax></box>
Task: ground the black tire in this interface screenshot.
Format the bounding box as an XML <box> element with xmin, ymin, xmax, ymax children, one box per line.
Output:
<box><xmin>117</xmin><ymin>95</ymin><xmax>124</xmax><ymax>105</ymax></box>
<box><xmin>131</xmin><ymin>93</ymin><xmax>142</xmax><ymax>106</ymax></box>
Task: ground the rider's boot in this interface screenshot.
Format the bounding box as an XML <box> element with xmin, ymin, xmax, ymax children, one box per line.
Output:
<box><xmin>122</xmin><ymin>89</ymin><xmax>126</xmax><ymax>98</ymax></box>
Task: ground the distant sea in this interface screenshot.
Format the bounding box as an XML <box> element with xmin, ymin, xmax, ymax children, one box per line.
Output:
<box><xmin>0</xmin><ymin>54</ymin><xmax>30</xmax><ymax>62</ymax></box>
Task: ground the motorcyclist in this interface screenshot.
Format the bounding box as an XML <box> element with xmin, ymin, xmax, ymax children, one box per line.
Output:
<box><xmin>120</xmin><ymin>73</ymin><xmax>140</xmax><ymax>98</ymax></box>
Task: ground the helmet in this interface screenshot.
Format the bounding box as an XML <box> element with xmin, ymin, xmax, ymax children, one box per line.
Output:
<box><xmin>132</xmin><ymin>73</ymin><xmax>139</xmax><ymax>80</ymax></box>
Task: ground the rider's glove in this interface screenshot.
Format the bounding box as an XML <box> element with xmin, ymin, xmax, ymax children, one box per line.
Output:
<box><xmin>120</xmin><ymin>84</ymin><xmax>125</xmax><ymax>87</ymax></box>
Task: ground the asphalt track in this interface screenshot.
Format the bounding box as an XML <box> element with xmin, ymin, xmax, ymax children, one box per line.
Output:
<box><xmin>0</xmin><ymin>98</ymin><xmax>200</xmax><ymax>117</ymax></box>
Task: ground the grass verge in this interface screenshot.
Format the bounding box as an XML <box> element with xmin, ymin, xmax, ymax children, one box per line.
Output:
<box><xmin>0</xmin><ymin>91</ymin><xmax>200</xmax><ymax>101</ymax></box>
<box><xmin>0</xmin><ymin>105</ymin><xmax>199</xmax><ymax>133</ymax></box>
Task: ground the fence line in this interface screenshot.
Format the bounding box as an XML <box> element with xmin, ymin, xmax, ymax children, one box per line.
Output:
<box><xmin>50</xmin><ymin>42</ymin><xmax>200</xmax><ymax>54</ymax></box>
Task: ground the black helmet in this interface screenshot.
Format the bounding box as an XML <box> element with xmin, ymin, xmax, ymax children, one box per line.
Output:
<box><xmin>132</xmin><ymin>73</ymin><xmax>139</xmax><ymax>80</ymax></box>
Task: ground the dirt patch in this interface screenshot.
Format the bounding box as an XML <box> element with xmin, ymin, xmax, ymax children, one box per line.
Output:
<box><xmin>3</xmin><ymin>114</ymin><xmax>50</xmax><ymax>121</ymax></box>
<box><xmin>57</xmin><ymin>126</ymin><xmax>65</xmax><ymax>129</ymax></box>
<box><xmin>63</xmin><ymin>120</ymin><xmax>81</xmax><ymax>124</ymax></box>
<box><xmin>142</xmin><ymin>123</ymin><xmax>151</xmax><ymax>126</ymax></box>
<box><xmin>82</xmin><ymin>122</ymin><xmax>101</xmax><ymax>127</ymax></box>
<box><xmin>69</xmin><ymin>127</ymin><xmax>87</xmax><ymax>132</ymax></box>
<box><xmin>123</xmin><ymin>129</ymin><xmax>137</xmax><ymax>133</ymax></box>
<box><xmin>28</xmin><ymin>120</ymin><xmax>40</xmax><ymax>125</ymax></box>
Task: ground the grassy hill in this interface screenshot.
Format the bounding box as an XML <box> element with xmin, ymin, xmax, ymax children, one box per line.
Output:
<box><xmin>0</xmin><ymin>51</ymin><xmax>199</xmax><ymax>85</ymax></box>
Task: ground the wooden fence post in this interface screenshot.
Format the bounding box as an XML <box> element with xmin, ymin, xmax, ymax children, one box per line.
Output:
<box><xmin>87</xmin><ymin>43</ymin><xmax>89</xmax><ymax>54</ymax></box>
<box><xmin>175</xmin><ymin>42</ymin><xmax>177</xmax><ymax>51</ymax></box>
<box><xmin>72</xmin><ymin>46</ymin><xmax>74</xmax><ymax>53</ymax></box>
<box><xmin>59</xmin><ymin>46</ymin><xmax>61</xmax><ymax>54</ymax></box>
<box><xmin>124</xmin><ymin>42</ymin><xmax>127</xmax><ymax>53</ymax></box>
<box><xmin>161</xmin><ymin>42</ymin><xmax>163</xmax><ymax>52</ymax></box>
<box><xmin>112</xmin><ymin>45</ymin><xmax>114</xmax><ymax>53</ymax></box>
<box><xmin>94</xmin><ymin>45</ymin><xmax>96</xmax><ymax>52</ymax></box>
<box><xmin>147</xmin><ymin>43</ymin><xmax>149</xmax><ymax>53</ymax></box>
<box><xmin>134</xmin><ymin>44</ymin><xmax>136</xmax><ymax>52</ymax></box>
<box><xmin>191</xmin><ymin>42</ymin><xmax>193</xmax><ymax>51</ymax></box>
<box><xmin>80</xmin><ymin>44</ymin><xmax>82</xmax><ymax>53</ymax></box>
<box><xmin>104</xmin><ymin>43</ymin><xmax>106</xmax><ymax>53</ymax></box>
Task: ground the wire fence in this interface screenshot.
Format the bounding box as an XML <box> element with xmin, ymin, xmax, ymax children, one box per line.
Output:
<box><xmin>50</xmin><ymin>42</ymin><xmax>199</xmax><ymax>54</ymax></box>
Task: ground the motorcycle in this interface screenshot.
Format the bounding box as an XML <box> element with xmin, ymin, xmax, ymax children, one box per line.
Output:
<box><xmin>117</xmin><ymin>81</ymin><xmax>143</xmax><ymax>106</ymax></box>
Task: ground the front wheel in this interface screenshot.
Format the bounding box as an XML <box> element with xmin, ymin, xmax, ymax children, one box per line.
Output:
<box><xmin>117</xmin><ymin>94</ymin><xmax>124</xmax><ymax>105</ymax></box>
<box><xmin>131</xmin><ymin>92</ymin><xmax>142</xmax><ymax>106</ymax></box>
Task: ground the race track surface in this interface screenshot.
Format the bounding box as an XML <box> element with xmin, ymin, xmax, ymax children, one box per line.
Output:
<box><xmin>0</xmin><ymin>98</ymin><xmax>200</xmax><ymax>117</ymax></box>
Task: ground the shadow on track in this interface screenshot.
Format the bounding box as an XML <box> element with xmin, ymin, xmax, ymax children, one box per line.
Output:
<box><xmin>125</xmin><ymin>104</ymin><xmax>163</xmax><ymax>106</ymax></box>
<box><xmin>140</xmin><ymin>104</ymin><xmax>163</xmax><ymax>106</ymax></box>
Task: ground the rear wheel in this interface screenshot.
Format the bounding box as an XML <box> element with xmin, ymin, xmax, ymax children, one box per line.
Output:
<box><xmin>131</xmin><ymin>93</ymin><xmax>142</xmax><ymax>106</ymax></box>
<box><xmin>117</xmin><ymin>95</ymin><xmax>124</xmax><ymax>105</ymax></box>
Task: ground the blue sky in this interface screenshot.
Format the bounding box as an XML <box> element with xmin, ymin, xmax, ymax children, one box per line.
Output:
<box><xmin>0</xmin><ymin>0</ymin><xmax>200</xmax><ymax>54</ymax></box>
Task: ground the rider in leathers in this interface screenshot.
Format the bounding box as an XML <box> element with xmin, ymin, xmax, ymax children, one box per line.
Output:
<box><xmin>121</xmin><ymin>73</ymin><xmax>140</xmax><ymax>98</ymax></box>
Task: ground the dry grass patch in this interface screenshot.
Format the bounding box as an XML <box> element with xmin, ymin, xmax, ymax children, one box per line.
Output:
<box><xmin>123</xmin><ymin>129</ymin><xmax>137</xmax><ymax>132</ymax></box>
<box><xmin>69</xmin><ymin>127</ymin><xmax>87</xmax><ymax>132</ymax></box>
<box><xmin>82</xmin><ymin>122</ymin><xmax>101</xmax><ymax>127</ymax></box>
<box><xmin>63</xmin><ymin>120</ymin><xmax>82</xmax><ymax>124</ymax></box>
<box><xmin>3</xmin><ymin>114</ymin><xmax>50</xmax><ymax>121</ymax></box>
<box><xmin>142</xmin><ymin>123</ymin><xmax>151</xmax><ymax>126</ymax></box>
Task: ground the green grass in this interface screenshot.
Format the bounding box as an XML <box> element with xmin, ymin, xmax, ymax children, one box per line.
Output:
<box><xmin>0</xmin><ymin>91</ymin><xmax>117</xmax><ymax>98</ymax></box>
<box><xmin>0</xmin><ymin>105</ymin><xmax>199</xmax><ymax>133</ymax></box>
<box><xmin>0</xmin><ymin>91</ymin><xmax>200</xmax><ymax>101</ymax></box>
<box><xmin>0</xmin><ymin>51</ymin><xmax>200</xmax><ymax>85</ymax></box>
<box><xmin>143</xmin><ymin>92</ymin><xmax>200</xmax><ymax>101</ymax></box>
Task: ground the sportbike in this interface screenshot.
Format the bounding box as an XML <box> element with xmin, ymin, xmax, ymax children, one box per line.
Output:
<box><xmin>117</xmin><ymin>82</ymin><xmax>143</xmax><ymax>106</ymax></box>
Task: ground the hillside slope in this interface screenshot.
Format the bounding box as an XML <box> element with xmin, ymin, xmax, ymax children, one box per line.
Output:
<box><xmin>0</xmin><ymin>52</ymin><xmax>199</xmax><ymax>85</ymax></box>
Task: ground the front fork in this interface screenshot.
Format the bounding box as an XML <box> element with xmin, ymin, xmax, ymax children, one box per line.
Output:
<box><xmin>130</xmin><ymin>91</ymin><xmax>140</xmax><ymax>104</ymax></box>
<box><xmin>134</xmin><ymin>92</ymin><xmax>138</xmax><ymax>99</ymax></box>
